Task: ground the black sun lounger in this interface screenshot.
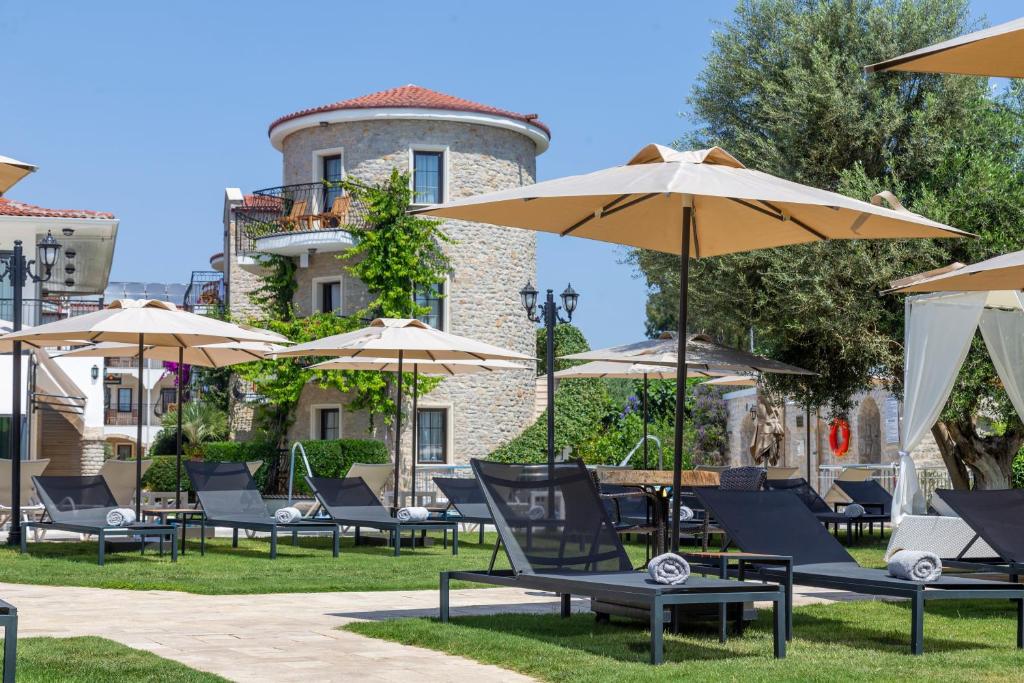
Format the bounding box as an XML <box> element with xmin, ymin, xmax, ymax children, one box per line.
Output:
<box><xmin>441</xmin><ymin>459</ymin><xmax>787</xmax><ymax>665</ymax></box>
<box><xmin>766</xmin><ymin>477</ymin><xmax>887</xmax><ymax>543</ymax></box>
<box><xmin>186</xmin><ymin>461</ymin><xmax>339</xmax><ymax>559</ymax></box>
<box><xmin>433</xmin><ymin>476</ymin><xmax>491</xmax><ymax>545</ymax></box>
<box><xmin>932</xmin><ymin>489</ymin><xmax>1024</xmax><ymax>581</ymax></box>
<box><xmin>306</xmin><ymin>475</ymin><xmax>458</xmax><ymax>557</ymax></box>
<box><xmin>695</xmin><ymin>488</ymin><xmax>1024</xmax><ymax>654</ymax></box>
<box><xmin>22</xmin><ymin>475</ymin><xmax>178</xmax><ymax>565</ymax></box>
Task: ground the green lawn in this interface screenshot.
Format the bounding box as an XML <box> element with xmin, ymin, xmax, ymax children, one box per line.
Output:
<box><xmin>10</xmin><ymin>636</ymin><xmax>225</xmax><ymax>682</ymax></box>
<box><xmin>346</xmin><ymin>599</ymin><xmax>1024</xmax><ymax>682</ymax></box>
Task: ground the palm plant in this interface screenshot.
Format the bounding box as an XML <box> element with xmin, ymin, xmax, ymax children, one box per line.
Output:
<box><xmin>160</xmin><ymin>402</ymin><xmax>229</xmax><ymax>457</ymax></box>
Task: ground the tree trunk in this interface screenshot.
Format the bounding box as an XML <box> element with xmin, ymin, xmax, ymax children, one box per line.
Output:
<box><xmin>932</xmin><ymin>420</ymin><xmax>1021</xmax><ymax>490</ymax></box>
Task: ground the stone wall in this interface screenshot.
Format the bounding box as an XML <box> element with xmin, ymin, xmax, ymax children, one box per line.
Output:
<box><xmin>80</xmin><ymin>438</ymin><xmax>106</xmax><ymax>476</ymax></box>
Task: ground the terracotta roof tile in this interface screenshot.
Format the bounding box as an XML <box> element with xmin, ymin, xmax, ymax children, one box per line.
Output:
<box><xmin>0</xmin><ymin>198</ymin><xmax>114</xmax><ymax>220</ymax></box>
<box><xmin>268</xmin><ymin>84</ymin><xmax>549</xmax><ymax>138</ymax></box>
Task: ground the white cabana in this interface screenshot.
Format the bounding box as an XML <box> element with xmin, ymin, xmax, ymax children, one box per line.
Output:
<box><xmin>892</xmin><ymin>290</ymin><xmax>1024</xmax><ymax>525</ymax></box>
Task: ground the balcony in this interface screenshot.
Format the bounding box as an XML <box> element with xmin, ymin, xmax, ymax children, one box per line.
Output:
<box><xmin>0</xmin><ymin>297</ymin><xmax>104</xmax><ymax>327</ymax></box>
<box><xmin>183</xmin><ymin>270</ymin><xmax>224</xmax><ymax>315</ymax></box>
<box><xmin>104</xmin><ymin>401</ymin><xmax>173</xmax><ymax>426</ymax></box>
<box><xmin>234</xmin><ymin>182</ymin><xmax>368</xmax><ymax>258</ymax></box>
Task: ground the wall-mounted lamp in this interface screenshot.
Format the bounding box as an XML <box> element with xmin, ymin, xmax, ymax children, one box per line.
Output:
<box><xmin>91</xmin><ymin>365</ymin><xmax>99</xmax><ymax>381</ymax></box>
<box><xmin>61</xmin><ymin>228</ymin><xmax>74</xmax><ymax>237</ymax></box>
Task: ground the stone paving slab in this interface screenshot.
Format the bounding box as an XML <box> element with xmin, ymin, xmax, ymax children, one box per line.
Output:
<box><xmin>0</xmin><ymin>580</ymin><xmax>863</xmax><ymax>682</ymax></box>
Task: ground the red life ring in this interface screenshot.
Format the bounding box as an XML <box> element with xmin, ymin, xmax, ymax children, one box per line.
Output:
<box><xmin>829</xmin><ymin>418</ymin><xmax>851</xmax><ymax>457</ymax></box>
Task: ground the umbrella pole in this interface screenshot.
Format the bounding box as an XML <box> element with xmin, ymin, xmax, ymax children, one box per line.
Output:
<box><xmin>671</xmin><ymin>206</ymin><xmax>692</xmax><ymax>554</ymax></box>
<box><xmin>642</xmin><ymin>373</ymin><xmax>649</xmax><ymax>469</ymax></box>
<box><xmin>175</xmin><ymin>347</ymin><xmax>183</xmax><ymax>507</ymax></box>
<box><xmin>393</xmin><ymin>350</ymin><xmax>404</xmax><ymax>511</ymax></box>
<box><xmin>136</xmin><ymin>334</ymin><xmax>145</xmax><ymax>517</ymax></box>
<box><xmin>411</xmin><ymin>364</ymin><xmax>419</xmax><ymax>507</ymax></box>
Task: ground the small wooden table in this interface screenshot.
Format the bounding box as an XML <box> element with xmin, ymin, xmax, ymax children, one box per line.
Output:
<box><xmin>142</xmin><ymin>508</ymin><xmax>205</xmax><ymax>556</ymax></box>
<box><xmin>682</xmin><ymin>551</ymin><xmax>793</xmax><ymax>641</ymax></box>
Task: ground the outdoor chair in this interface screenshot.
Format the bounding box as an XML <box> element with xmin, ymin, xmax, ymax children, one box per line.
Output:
<box><xmin>279</xmin><ymin>199</ymin><xmax>310</xmax><ymax>231</ymax></box>
<box><xmin>98</xmin><ymin>458</ymin><xmax>152</xmax><ymax>507</ymax></box>
<box><xmin>319</xmin><ymin>194</ymin><xmax>351</xmax><ymax>228</ymax></box>
<box><xmin>440</xmin><ymin>459</ymin><xmax>787</xmax><ymax>665</ymax></box>
<box><xmin>433</xmin><ymin>476</ymin><xmax>491</xmax><ymax>545</ymax></box>
<box><xmin>345</xmin><ymin>463</ymin><xmax>393</xmax><ymax>503</ymax></box>
<box><xmin>695</xmin><ymin>488</ymin><xmax>1024</xmax><ymax>655</ymax></box>
<box><xmin>921</xmin><ymin>489</ymin><xmax>1024</xmax><ymax>581</ymax></box>
<box><xmin>186</xmin><ymin>461</ymin><xmax>339</xmax><ymax>559</ymax></box>
<box><xmin>832</xmin><ymin>479</ymin><xmax>892</xmax><ymax>537</ymax></box>
<box><xmin>765</xmin><ymin>477</ymin><xmax>886</xmax><ymax>543</ymax></box>
<box><xmin>700</xmin><ymin>466</ymin><xmax>767</xmax><ymax>550</ymax></box>
<box><xmin>306</xmin><ymin>475</ymin><xmax>458</xmax><ymax>557</ymax></box>
<box><xmin>22</xmin><ymin>475</ymin><xmax>178</xmax><ymax>566</ymax></box>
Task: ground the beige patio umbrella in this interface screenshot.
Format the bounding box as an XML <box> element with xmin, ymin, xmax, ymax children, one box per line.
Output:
<box><xmin>410</xmin><ymin>141</ymin><xmax>963</xmax><ymax>551</ymax></box>
<box><xmin>553</xmin><ymin>360</ymin><xmax>726</xmax><ymax>468</ymax></box>
<box><xmin>883</xmin><ymin>249</ymin><xmax>1024</xmax><ymax>294</ymax></box>
<box><xmin>275</xmin><ymin>318</ymin><xmax>532</xmax><ymax>506</ymax></box>
<box><xmin>58</xmin><ymin>339</ymin><xmax>285</xmax><ymax>505</ymax></box>
<box><xmin>703</xmin><ymin>374</ymin><xmax>758</xmax><ymax>386</ymax></box>
<box><xmin>0</xmin><ymin>155</ymin><xmax>37</xmax><ymax>195</ymax></box>
<box><xmin>0</xmin><ymin>299</ymin><xmax>287</xmax><ymax>514</ymax></box>
<box><xmin>865</xmin><ymin>16</ymin><xmax>1024</xmax><ymax>78</ymax></box>
<box><xmin>310</xmin><ymin>356</ymin><xmax>528</xmax><ymax>505</ymax></box>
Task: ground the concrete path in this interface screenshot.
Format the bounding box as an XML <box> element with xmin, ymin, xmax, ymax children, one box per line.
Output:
<box><xmin>0</xmin><ymin>581</ymin><xmax>861</xmax><ymax>682</ymax></box>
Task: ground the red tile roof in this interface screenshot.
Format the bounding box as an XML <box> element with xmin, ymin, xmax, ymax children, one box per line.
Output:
<box><xmin>0</xmin><ymin>198</ymin><xmax>114</xmax><ymax>220</ymax></box>
<box><xmin>268</xmin><ymin>84</ymin><xmax>550</xmax><ymax>138</ymax></box>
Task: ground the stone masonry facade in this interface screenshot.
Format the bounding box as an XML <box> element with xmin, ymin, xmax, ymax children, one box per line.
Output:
<box><xmin>227</xmin><ymin>110</ymin><xmax>540</xmax><ymax>472</ymax></box>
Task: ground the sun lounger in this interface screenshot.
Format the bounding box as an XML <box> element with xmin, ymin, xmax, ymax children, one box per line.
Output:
<box><xmin>99</xmin><ymin>458</ymin><xmax>152</xmax><ymax>507</ymax></box>
<box><xmin>433</xmin><ymin>476</ymin><xmax>491</xmax><ymax>545</ymax></box>
<box><xmin>0</xmin><ymin>598</ymin><xmax>15</xmax><ymax>683</ymax></box>
<box><xmin>765</xmin><ymin>477</ymin><xmax>887</xmax><ymax>543</ymax></box>
<box><xmin>925</xmin><ymin>489</ymin><xmax>1024</xmax><ymax>581</ymax></box>
<box><xmin>22</xmin><ymin>475</ymin><xmax>178</xmax><ymax>566</ymax></box>
<box><xmin>306</xmin><ymin>475</ymin><xmax>458</xmax><ymax>556</ymax></box>
<box><xmin>186</xmin><ymin>461</ymin><xmax>339</xmax><ymax>559</ymax></box>
<box><xmin>0</xmin><ymin>459</ymin><xmax>48</xmax><ymax>531</ymax></box>
<box><xmin>441</xmin><ymin>459</ymin><xmax>787</xmax><ymax>665</ymax></box>
<box><xmin>695</xmin><ymin>488</ymin><xmax>1024</xmax><ymax>654</ymax></box>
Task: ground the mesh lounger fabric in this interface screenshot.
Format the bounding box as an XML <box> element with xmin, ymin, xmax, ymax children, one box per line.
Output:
<box><xmin>835</xmin><ymin>480</ymin><xmax>893</xmax><ymax>515</ymax></box>
<box><xmin>308</xmin><ymin>476</ymin><xmax>454</xmax><ymax>527</ymax></box>
<box><xmin>186</xmin><ymin>461</ymin><xmax>277</xmax><ymax>523</ymax></box>
<box><xmin>33</xmin><ymin>475</ymin><xmax>119</xmax><ymax>527</ymax></box>
<box><xmin>932</xmin><ymin>489</ymin><xmax>1024</xmax><ymax>563</ymax></box>
<box><xmin>766</xmin><ymin>477</ymin><xmax>886</xmax><ymax>523</ymax></box>
<box><xmin>432</xmin><ymin>477</ymin><xmax>492</xmax><ymax>521</ymax></box>
<box><xmin>885</xmin><ymin>514</ymin><xmax>997</xmax><ymax>561</ymax></box>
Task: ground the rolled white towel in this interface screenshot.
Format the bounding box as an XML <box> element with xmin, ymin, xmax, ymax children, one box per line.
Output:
<box><xmin>275</xmin><ymin>506</ymin><xmax>302</xmax><ymax>524</ymax></box>
<box><xmin>527</xmin><ymin>504</ymin><xmax>546</xmax><ymax>520</ymax></box>
<box><xmin>396</xmin><ymin>506</ymin><xmax>429</xmax><ymax>522</ymax></box>
<box><xmin>647</xmin><ymin>552</ymin><xmax>691</xmax><ymax>585</ymax></box>
<box><xmin>887</xmin><ymin>550</ymin><xmax>942</xmax><ymax>582</ymax></box>
<box><xmin>843</xmin><ymin>503</ymin><xmax>866</xmax><ymax>518</ymax></box>
<box><xmin>678</xmin><ymin>505</ymin><xmax>695</xmax><ymax>522</ymax></box>
<box><xmin>106</xmin><ymin>508</ymin><xmax>136</xmax><ymax>527</ymax></box>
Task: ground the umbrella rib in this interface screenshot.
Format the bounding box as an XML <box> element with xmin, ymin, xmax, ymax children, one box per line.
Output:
<box><xmin>561</xmin><ymin>194</ymin><xmax>658</xmax><ymax>237</ymax></box>
<box><xmin>558</xmin><ymin>194</ymin><xmax>630</xmax><ymax>236</ymax></box>
<box><xmin>729</xmin><ymin>198</ymin><xmax>828</xmax><ymax>240</ymax></box>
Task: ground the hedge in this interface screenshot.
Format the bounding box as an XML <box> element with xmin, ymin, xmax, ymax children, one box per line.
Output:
<box><xmin>201</xmin><ymin>440</ymin><xmax>280</xmax><ymax>491</ymax></box>
<box><xmin>142</xmin><ymin>455</ymin><xmax>192</xmax><ymax>494</ymax></box>
<box><xmin>291</xmin><ymin>438</ymin><xmax>389</xmax><ymax>494</ymax></box>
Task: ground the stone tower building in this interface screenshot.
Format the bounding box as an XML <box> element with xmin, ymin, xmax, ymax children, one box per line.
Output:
<box><xmin>222</xmin><ymin>85</ymin><xmax>547</xmax><ymax>473</ymax></box>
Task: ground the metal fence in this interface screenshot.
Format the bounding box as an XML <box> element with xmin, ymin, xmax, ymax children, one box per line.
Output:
<box><xmin>0</xmin><ymin>297</ymin><xmax>104</xmax><ymax>327</ymax></box>
<box><xmin>817</xmin><ymin>463</ymin><xmax>959</xmax><ymax>500</ymax></box>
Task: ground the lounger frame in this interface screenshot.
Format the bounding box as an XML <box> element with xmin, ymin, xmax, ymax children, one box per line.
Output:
<box><xmin>0</xmin><ymin>598</ymin><xmax>15</xmax><ymax>683</ymax></box>
<box><xmin>195</xmin><ymin>517</ymin><xmax>339</xmax><ymax>560</ymax></box>
<box><xmin>20</xmin><ymin>520</ymin><xmax>178</xmax><ymax>566</ymax></box>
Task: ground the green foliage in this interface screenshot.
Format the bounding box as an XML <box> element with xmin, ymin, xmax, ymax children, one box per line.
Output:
<box><xmin>142</xmin><ymin>456</ymin><xmax>192</xmax><ymax>494</ymax></box>
<box><xmin>160</xmin><ymin>402</ymin><xmax>229</xmax><ymax>455</ymax></box>
<box><xmin>252</xmin><ymin>255</ymin><xmax>298</xmax><ymax>321</ymax></box>
<box><xmin>691</xmin><ymin>384</ymin><xmax>728</xmax><ymax>465</ymax></box>
<box><xmin>147</xmin><ymin>428</ymin><xmax>178</xmax><ymax>457</ymax></box>
<box><xmin>1013</xmin><ymin>450</ymin><xmax>1024</xmax><ymax>489</ymax></box>
<box><xmin>628</xmin><ymin>0</ymin><xmax>1024</xmax><ymax>485</ymax></box>
<box><xmin>536</xmin><ymin>324</ymin><xmax>590</xmax><ymax>374</ymax></box>
<box><xmin>337</xmin><ymin>168</ymin><xmax>451</xmax><ymax>320</ymax></box>
<box><xmin>290</xmin><ymin>438</ymin><xmax>390</xmax><ymax>494</ymax></box>
<box><xmin>202</xmin><ymin>440</ymin><xmax>280</xmax><ymax>491</ymax></box>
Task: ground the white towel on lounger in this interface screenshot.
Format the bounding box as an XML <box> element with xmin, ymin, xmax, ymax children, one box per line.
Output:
<box><xmin>396</xmin><ymin>506</ymin><xmax>429</xmax><ymax>522</ymax></box>
<box><xmin>843</xmin><ymin>503</ymin><xmax>866</xmax><ymax>518</ymax></box>
<box><xmin>106</xmin><ymin>508</ymin><xmax>136</xmax><ymax>527</ymax></box>
<box><xmin>647</xmin><ymin>553</ymin><xmax>690</xmax><ymax>585</ymax></box>
<box><xmin>678</xmin><ymin>505</ymin><xmax>695</xmax><ymax>521</ymax></box>
<box><xmin>527</xmin><ymin>504</ymin><xmax>546</xmax><ymax>520</ymax></box>
<box><xmin>887</xmin><ymin>550</ymin><xmax>942</xmax><ymax>582</ymax></box>
<box><xmin>275</xmin><ymin>506</ymin><xmax>302</xmax><ymax>524</ymax></box>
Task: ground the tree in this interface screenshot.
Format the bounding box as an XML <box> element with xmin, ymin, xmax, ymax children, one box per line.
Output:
<box><xmin>628</xmin><ymin>0</ymin><xmax>1024</xmax><ymax>488</ymax></box>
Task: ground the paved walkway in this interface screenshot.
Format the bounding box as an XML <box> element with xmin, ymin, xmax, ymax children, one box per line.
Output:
<box><xmin>0</xmin><ymin>581</ymin><xmax>864</xmax><ymax>682</ymax></box>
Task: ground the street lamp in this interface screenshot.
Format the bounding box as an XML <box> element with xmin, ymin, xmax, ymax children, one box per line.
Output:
<box><xmin>1</xmin><ymin>233</ymin><xmax>62</xmax><ymax>546</ymax></box>
<box><xmin>520</xmin><ymin>282</ymin><xmax>579</xmax><ymax>465</ymax></box>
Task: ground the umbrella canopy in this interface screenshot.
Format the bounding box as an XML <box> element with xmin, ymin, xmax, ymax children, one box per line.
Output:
<box><xmin>57</xmin><ymin>340</ymin><xmax>286</xmax><ymax>367</ymax></box>
<box><xmin>0</xmin><ymin>299</ymin><xmax>285</xmax><ymax>347</ymax></box>
<box><xmin>703</xmin><ymin>374</ymin><xmax>758</xmax><ymax>387</ymax></box>
<box><xmin>883</xmin><ymin>250</ymin><xmax>1024</xmax><ymax>295</ymax></box>
<box><xmin>0</xmin><ymin>155</ymin><xmax>37</xmax><ymax>194</ymax></box>
<box><xmin>552</xmin><ymin>360</ymin><xmax>721</xmax><ymax>380</ymax></box>
<box><xmin>562</xmin><ymin>333</ymin><xmax>814</xmax><ymax>376</ymax></box>
<box><xmin>865</xmin><ymin>16</ymin><xmax>1024</xmax><ymax>78</ymax></box>
<box><xmin>274</xmin><ymin>317</ymin><xmax>531</xmax><ymax>362</ymax></box>
<box><xmin>412</xmin><ymin>144</ymin><xmax>970</xmax><ymax>256</ymax></box>
<box><xmin>414</xmin><ymin>142</ymin><xmax>963</xmax><ymax>553</ymax></box>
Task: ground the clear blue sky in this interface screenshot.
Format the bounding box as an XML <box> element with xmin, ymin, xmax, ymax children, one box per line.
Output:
<box><xmin>2</xmin><ymin>1</ymin><xmax>1019</xmax><ymax>349</ymax></box>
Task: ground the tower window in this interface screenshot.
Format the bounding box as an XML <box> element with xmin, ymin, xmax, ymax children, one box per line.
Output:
<box><xmin>412</xmin><ymin>151</ymin><xmax>444</xmax><ymax>205</ymax></box>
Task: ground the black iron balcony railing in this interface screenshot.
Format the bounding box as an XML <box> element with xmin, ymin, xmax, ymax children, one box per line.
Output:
<box><xmin>0</xmin><ymin>297</ymin><xmax>104</xmax><ymax>327</ymax></box>
<box><xmin>183</xmin><ymin>270</ymin><xmax>224</xmax><ymax>315</ymax></box>
<box><xmin>233</xmin><ymin>182</ymin><xmax>370</xmax><ymax>254</ymax></box>
<box><xmin>104</xmin><ymin>401</ymin><xmax>174</xmax><ymax>426</ymax></box>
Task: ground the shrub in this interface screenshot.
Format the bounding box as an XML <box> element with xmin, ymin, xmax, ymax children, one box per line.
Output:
<box><xmin>1013</xmin><ymin>449</ymin><xmax>1024</xmax><ymax>489</ymax></box>
<box><xmin>142</xmin><ymin>455</ymin><xmax>192</xmax><ymax>494</ymax></box>
<box><xmin>291</xmin><ymin>438</ymin><xmax>390</xmax><ymax>494</ymax></box>
<box><xmin>147</xmin><ymin>428</ymin><xmax>178</xmax><ymax>457</ymax></box>
<box><xmin>202</xmin><ymin>440</ymin><xmax>280</xmax><ymax>491</ymax></box>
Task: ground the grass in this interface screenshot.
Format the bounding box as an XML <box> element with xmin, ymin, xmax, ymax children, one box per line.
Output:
<box><xmin>2</xmin><ymin>528</ymin><xmax>890</xmax><ymax>594</ymax></box>
<box><xmin>9</xmin><ymin>636</ymin><xmax>226</xmax><ymax>682</ymax></box>
<box><xmin>346</xmin><ymin>599</ymin><xmax>1024</xmax><ymax>682</ymax></box>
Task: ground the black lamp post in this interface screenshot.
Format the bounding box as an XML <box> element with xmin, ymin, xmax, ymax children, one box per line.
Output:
<box><xmin>2</xmin><ymin>232</ymin><xmax>61</xmax><ymax>546</ymax></box>
<box><xmin>520</xmin><ymin>282</ymin><xmax>579</xmax><ymax>466</ymax></box>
